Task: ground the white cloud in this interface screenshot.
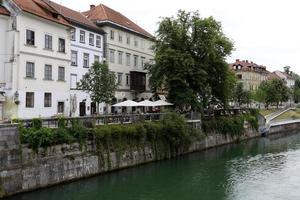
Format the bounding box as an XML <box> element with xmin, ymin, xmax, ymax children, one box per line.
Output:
<box><xmin>53</xmin><ymin>0</ymin><xmax>300</xmax><ymax>74</ymax></box>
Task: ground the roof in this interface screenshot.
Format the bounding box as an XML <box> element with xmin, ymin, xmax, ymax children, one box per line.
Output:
<box><xmin>43</xmin><ymin>0</ymin><xmax>105</xmax><ymax>34</ymax></box>
<box><xmin>230</xmin><ymin>59</ymin><xmax>268</xmax><ymax>73</ymax></box>
<box><xmin>0</xmin><ymin>5</ymin><xmax>10</xmax><ymax>16</ymax></box>
<box><xmin>13</xmin><ymin>0</ymin><xmax>71</xmax><ymax>27</ymax></box>
<box><xmin>274</xmin><ymin>71</ymin><xmax>295</xmax><ymax>80</ymax></box>
<box><xmin>83</xmin><ymin>4</ymin><xmax>153</xmax><ymax>38</ymax></box>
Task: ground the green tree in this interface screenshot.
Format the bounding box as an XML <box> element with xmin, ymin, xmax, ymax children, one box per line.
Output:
<box><xmin>294</xmin><ymin>79</ymin><xmax>300</xmax><ymax>103</ymax></box>
<box><xmin>232</xmin><ymin>82</ymin><xmax>252</xmax><ymax>107</ymax></box>
<box><xmin>146</xmin><ymin>10</ymin><xmax>234</xmax><ymax>111</ymax></box>
<box><xmin>77</xmin><ymin>62</ymin><xmax>118</xmax><ymax>113</ymax></box>
<box><xmin>258</xmin><ymin>79</ymin><xmax>291</xmax><ymax>108</ymax></box>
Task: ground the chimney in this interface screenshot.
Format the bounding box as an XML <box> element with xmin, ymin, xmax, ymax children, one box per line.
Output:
<box><xmin>236</xmin><ymin>59</ymin><xmax>240</xmax><ymax>62</ymax></box>
<box><xmin>90</xmin><ymin>5</ymin><xmax>95</xmax><ymax>10</ymax></box>
<box><xmin>246</xmin><ymin>60</ymin><xmax>248</xmax><ymax>63</ymax></box>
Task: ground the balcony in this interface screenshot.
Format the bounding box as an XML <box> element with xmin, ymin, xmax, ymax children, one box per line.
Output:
<box><xmin>130</xmin><ymin>71</ymin><xmax>146</xmax><ymax>93</ymax></box>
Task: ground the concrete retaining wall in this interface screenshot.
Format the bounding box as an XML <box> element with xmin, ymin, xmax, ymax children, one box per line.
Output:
<box><xmin>0</xmin><ymin>121</ymin><xmax>292</xmax><ymax>198</ymax></box>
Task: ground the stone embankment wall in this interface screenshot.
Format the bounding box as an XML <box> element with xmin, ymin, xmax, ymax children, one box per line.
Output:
<box><xmin>0</xmin><ymin>122</ymin><xmax>286</xmax><ymax>198</ymax></box>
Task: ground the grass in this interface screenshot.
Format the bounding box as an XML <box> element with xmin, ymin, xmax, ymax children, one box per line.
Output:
<box><xmin>273</xmin><ymin>109</ymin><xmax>300</xmax><ymax>121</ymax></box>
<box><xmin>259</xmin><ymin>108</ymin><xmax>278</xmax><ymax>117</ymax></box>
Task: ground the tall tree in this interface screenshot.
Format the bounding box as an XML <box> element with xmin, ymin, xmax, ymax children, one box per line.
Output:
<box><xmin>146</xmin><ymin>10</ymin><xmax>234</xmax><ymax>111</ymax></box>
<box><xmin>77</xmin><ymin>62</ymin><xmax>118</xmax><ymax>113</ymax></box>
<box><xmin>257</xmin><ymin>79</ymin><xmax>291</xmax><ymax>108</ymax></box>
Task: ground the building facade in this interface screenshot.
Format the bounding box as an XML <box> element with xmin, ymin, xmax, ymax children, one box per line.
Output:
<box><xmin>230</xmin><ymin>59</ymin><xmax>268</xmax><ymax>91</ymax></box>
<box><xmin>268</xmin><ymin>71</ymin><xmax>295</xmax><ymax>88</ymax></box>
<box><xmin>1</xmin><ymin>0</ymin><xmax>71</xmax><ymax>120</ymax></box>
<box><xmin>0</xmin><ymin>5</ymin><xmax>10</xmax><ymax>121</ymax></box>
<box><xmin>83</xmin><ymin>4</ymin><xmax>155</xmax><ymax>113</ymax></box>
<box><xmin>46</xmin><ymin>1</ymin><xmax>105</xmax><ymax>117</ymax></box>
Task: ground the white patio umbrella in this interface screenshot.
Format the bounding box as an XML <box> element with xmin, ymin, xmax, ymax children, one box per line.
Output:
<box><xmin>137</xmin><ymin>100</ymin><xmax>156</xmax><ymax>107</ymax></box>
<box><xmin>112</xmin><ymin>100</ymin><xmax>140</xmax><ymax>107</ymax></box>
<box><xmin>153</xmin><ymin>100</ymin><xmax>173</xmax><ymax>106</ymax></box>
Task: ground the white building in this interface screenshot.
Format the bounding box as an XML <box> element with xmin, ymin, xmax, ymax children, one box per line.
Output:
<box><xmin>272</xmin><ymin>71</ymin><xmax>295</xmax><ymax>88</ymax></box>
<box><xmin>1</xmin><ymin>0</ymin><xmax>71</xmax><ymax>120</ymax></box>
<box><xmin>46</xmin><ymin>1</ymin><xmax>105</xmax><ymax>117</ymax></box>
<box><xmin>0</xmin><ymin>5</ymin><xmax>10</xmax><ymax>121</ymax></box>
<box><xmin>83</xmin><ymin>4</ymin><xmax>155</xmax><ymax>113</ymax></box>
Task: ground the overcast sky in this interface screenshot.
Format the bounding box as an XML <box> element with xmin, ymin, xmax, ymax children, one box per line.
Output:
<box><xmin>52</xmin><ymin>0</ymin><xmax>300</xmax><ymax>74</ymax></box>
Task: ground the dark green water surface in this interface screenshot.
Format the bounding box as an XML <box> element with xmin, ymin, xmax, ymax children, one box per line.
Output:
<box><xmin>6</xmin><ymin>132</ymin><xmax>300</xmax><ymax>200</ymax></box>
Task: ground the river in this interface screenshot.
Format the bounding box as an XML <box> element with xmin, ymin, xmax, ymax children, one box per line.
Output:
<box><xmin>5</xmin><ymin>132</ymin><xmax>300</xmax><ymax>200</ymax></box>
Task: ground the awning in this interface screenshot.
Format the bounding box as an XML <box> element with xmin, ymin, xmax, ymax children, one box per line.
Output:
<box><xmin>112</xmin><ymin>100</ymin><xmax>140</xmax><ymax>107</ymax></box>
<box><xmin>137</xmin><ymin>100</ymin><xmax>156</xmax><ymax>107</ymax></box>
<box><xmin>153</xmin><ymin>100</ymin><xmax>173</xmax><ymax>106</ymax></box>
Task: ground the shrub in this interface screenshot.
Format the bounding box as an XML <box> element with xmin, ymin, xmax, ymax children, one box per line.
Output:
<box><xmin>58</xmin><ymin>117</ymin><xmax>67</xmax><ymax>129</ymax></box>
<box><xmin>32</xmin><ymin>118</ymin><xmax>42</xmax><ymax>129</ymax></box>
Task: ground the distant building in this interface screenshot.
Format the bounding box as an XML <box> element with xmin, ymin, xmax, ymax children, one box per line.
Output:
<box><xmin>230</xmin><ymin>59</ymin><xmax>268</xmax><ymax>91</ymax></box>
<box><xmin>268</xmin><ymin>71</ymin><xmax>295</xmax><ymax>88</ymax></box>
<box><xmin>83</xmin><ymin>4</ymin><xmax>155</xmax><ymax>113</ymax></box>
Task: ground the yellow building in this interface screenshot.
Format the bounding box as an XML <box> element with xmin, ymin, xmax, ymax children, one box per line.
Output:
<box><xmin>230</xmin><ymin>59</ymin><xmax>268</xmax><ymax>91</ymax></box>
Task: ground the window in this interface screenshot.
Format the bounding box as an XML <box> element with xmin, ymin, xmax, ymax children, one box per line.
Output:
<box><xmin>25</xmin><ymin>92</ymin><xmax>34</xmax><ymax>108</ymax></box>
<box><xmin>26</xmin><ymin>62</ymin><xmax>35</xmax><ymax>78</ymax></box>
<box><xmin>44</xmin><ymin>64</ymin><xmax>52</xmax><ymax>80</ymax></box>
<box><xmin>237</xmin><ymin>74</ymin><xmax>242</xmax><ymax>79</ymax></box>
<box><xmin>126</xmin><ymin>74</ymin><xmax>130</xmax><ymax>86</ymax></box>
<box><xmin>58</xmin><ymin>66</ymin><xmax>65</xmax><ymax>81</ymax></box>
<box><xmin>89</xmin><ymin>33</ymin><xmax>94</xmax><ymax>46</ymax></box>
<box><xmin>45</xmin><ymin>34</ymin><xmax>52</xmax><ymax>49</ymax></box>
<box><xmin>96</xmin><ymin>35</ymin><xmax>101</xmax><ymax>47</ymax></box>
<box><xmin>118</xmin><ymin>51</ymin><xmax>123</xmax><ymax>65</ymax></box>
<box><xmin>126</xmin><ymin>53</ymin><xmax>131</xmax><ymax>66</ymax></box>
<box><xmin>110</xmin><ymin>30</ymin><xmax>114</xmax><ymax>40</ymax></box>
<box><xmin>44</xmin><ymin>93</ymin><xmax>52</xmax><ymax>107</ymax></box>
<box><xmin>80</xmin><ymin>30</ymin><xmax>85</xmax><ymax>43</ymax></box>
<box><xmin>70</xmin><ymin>74</ymin><xmax>77</xmax><ymax>89</ymax></box>
<box><xmin>117</xmin><ymin>73</ymin><xmax>123</xmax><ymax>85</ymax></box>
<box><xmin>83</xmin><ymin>53</ymin><xmax>89</xmax><ymax>68</ymax></box>
<box><xmin>126</xmin><ymin>35</ymin><xmax>130</xmax><ymax>45</ymax></box>
<box><xmin>118</xmin><ymin>33</ymin><xmax>122</xmax><ymax>42</ymax></box>
<box><xmin>26</xmin><ymin>29</ymin><xmax>35</xmax><ymax>45</ymax></box>
<box><xmin>58</xmin><ymin>38</ymin><xmax>65</xmax><ymax>53</ymax></box>
<box><xmin>94</xmin><ymin>55</ymin><xmax>100</xmax><ymax>63</ymax></box>
<box><xmin>134</xmin><ymin>55</ymin><xmax>138</xmax><ymax>67</ymax></box>
<box><xmin>57</xmin><ymin>102</ymin><xmax>64</xmax><ymax>113</ymax></box>
<box><xmin>134</xmin><ymin>38</ymin><xmax>138</xmax><ymax>47</ymax></box>
<box><xmin>141</xmin><ymin>57</ymin><xmax>145</xmax><ymax>68</ymax></box>
<box><xmin>141</xmin><ymin>39</ymin><xmax>145</xmax><ymax>49</ymax></box>
<box><xmin>109</xmin><ymin>49</ymin><xmax>115</xmax><ymax>63</ymax></box>
<box><xmin>70</xmin><ymin>29</ymin><xmax>76</xmax><ymax>41</ymax></box>
<box><xmin>71</xmin><ymin>51</ymin><xmax>78</xmax><ymax>66</ymax></box>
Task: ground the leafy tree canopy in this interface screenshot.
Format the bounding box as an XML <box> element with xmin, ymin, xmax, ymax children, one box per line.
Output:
<box><xmin>146</xmin><ymin>10</ymin><xmax>234</xmax><ymax>110</ymax></box>
<box><xmin>77</xmin><ymin>62</ymin><xmax>118</xmax><ymax>106</ymax></box>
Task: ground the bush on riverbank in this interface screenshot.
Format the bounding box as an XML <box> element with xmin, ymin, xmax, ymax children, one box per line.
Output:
<box><xmin>202</xmin><ymin>109</ymin><xmax>259</xmax><ymax>137</ymax></box>
<box><xmin>18</xmin><ymin>113</ymin><xmax>203</xmax><ymax>154</ymax></box>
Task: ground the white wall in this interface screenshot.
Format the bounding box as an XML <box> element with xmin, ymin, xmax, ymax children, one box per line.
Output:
<box><xmin>4</xmin><ymin>12</ymin><xmax>71</xmax><ymax>119</ymax></box>
<box><xmin>69</xmin><ymin>26</ymin><xmax>104</xmax><ymax>116</ymax></box>
<box><xmin>102</xmin><ymin>26</ymin><xmax>154</xmax><ymax>101</ymax></box>
<box><xmin>0</xmin><ymin>15</ymin><xmax>9</xmax><ymax>85</ymax></box>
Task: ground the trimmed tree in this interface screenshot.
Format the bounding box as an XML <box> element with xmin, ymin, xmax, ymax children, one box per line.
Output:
<box><xmin>77</xmin><ymin>62</ymin><xmax>118</xmax><ymax>114</ymax></box>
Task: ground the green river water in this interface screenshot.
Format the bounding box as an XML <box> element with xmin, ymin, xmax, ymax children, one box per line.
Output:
<box><xmin>5</xmin><ymin>132</ymin><xmax>300</xmax><ymax>200</ymax></box>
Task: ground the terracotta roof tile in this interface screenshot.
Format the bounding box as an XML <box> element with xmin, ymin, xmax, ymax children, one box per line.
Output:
<box><xmin>43</xmin><ymin>0</ymin><xmax>104</xmax><ymax>34</ymax></box>
<box><xmin>0</xmin><ymin>5</ymin><xmax>10</xmax><ymax>16</ymax></box>
<box><xmin>230</xmin><ymin>59</ymin><xmax>267</xmax><ymax>73</ymax></box>
<box><xmin>13</xmin><ymin>0</ymin><xmax>71</xmax><ymax>27</ymax></box>
<box><xmin>83</xmin><ymin>4</ymin><xmax>153</xmax><ymax>38</ymax></box>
